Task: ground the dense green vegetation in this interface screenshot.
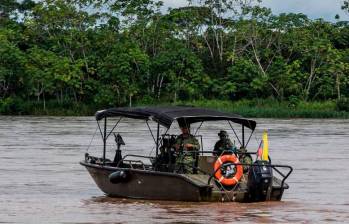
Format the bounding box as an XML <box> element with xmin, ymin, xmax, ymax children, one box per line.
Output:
<box><xmin>1</xmin><ymin>0</ymin><xmax>349</xmax><ymax>117</ymax></box>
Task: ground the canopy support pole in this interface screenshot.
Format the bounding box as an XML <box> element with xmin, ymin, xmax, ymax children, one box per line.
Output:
<box><xmin>245</xmin><ymin>130</ymin><xmax>254</xmax><ymax>148</ymax></box>
<box><xmin>103</xmin><ymin>117</ymin><xmax>107</xmax><ymax>165</ymax></box>
<box><xmin>228</xmin><ymin>121</ymin><xmax>242</xmax><ymax>146</ymax></box>
<box><xmin>146</xmin><ymin>120</ymin><xmax>157</xmax><ymax>145</ymax></box>
<box><xmin>242</xmin><ymin>125</ymin><xmax>245</xmax><ymax>148</ymax></box>
<box><xmin>194</xmin><ymin>121</ymin><xmax>204</xmax><ymax>136</ymax></box>
<box><xmin>156</xmin><ymin>122</ymin><xmax>160</xmax><ymax>157</ymax></box>
<box><xmin>106</xmin><ymin>117</ymin><xmax>122</xmax><ymax>139</ymax></box>
<box><xmin>97</xmin><ymin>121</ymin><xmax>103</xmax><ymax>139</ymax></box>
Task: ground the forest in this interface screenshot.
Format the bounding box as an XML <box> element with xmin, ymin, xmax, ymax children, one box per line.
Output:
<box><xmin>1</xmin><ymin>0</ymin><xmax>349</xmax><ymax>117</ymax></box>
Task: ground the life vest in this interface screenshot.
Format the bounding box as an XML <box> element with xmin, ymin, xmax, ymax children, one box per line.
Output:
<box><xmin>214</xmin><ymin>154</ymin><xmax>243</xmax><ymax>186</ymax></box>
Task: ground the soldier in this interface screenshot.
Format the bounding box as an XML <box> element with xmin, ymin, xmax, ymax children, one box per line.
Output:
<box><xmin>174</xmin><ymin>121</ymin><xmax>200</xmax><ymax>173</ymax></box>
<box><xmin>213</xmin><ymin>130</ymin><xmax>236</xmax><ymax>156</ymax></box>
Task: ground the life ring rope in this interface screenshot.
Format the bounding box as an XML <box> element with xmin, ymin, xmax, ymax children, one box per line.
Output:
<box><xmin>214</xmin><ymin>154</ymin><xmax>243</xmax><ymax>186</ymax></box>
<box><xmin>217</xmin><ymin>157</ymin><xmax>223</xmax><ymax>165</ymax></box>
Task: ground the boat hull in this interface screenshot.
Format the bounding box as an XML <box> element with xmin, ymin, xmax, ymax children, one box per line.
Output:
<box><xmin>81</xmin><ymin>161</ymin><xmax>287</xmax><ymax>202</ymax></box>
<box><xmin>81</xmin><ymin>162</ymin><xmax>212</xmax><ymax>201</ymax></box>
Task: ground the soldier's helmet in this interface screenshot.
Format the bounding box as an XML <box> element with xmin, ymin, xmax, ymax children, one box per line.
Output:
<box><xmin>218</xmin><ymin>130</ymin><xmax>229</xmax><ymax>138</ymax></box>
<box><xmin>178</xmin><ymin>118</ymin><xmax>190</xmax><ymax>129</ymax></box>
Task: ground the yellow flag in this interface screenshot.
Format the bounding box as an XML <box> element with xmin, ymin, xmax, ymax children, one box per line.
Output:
<box><xmin>262</xmin><ymin>130</ymin><xmax>269</xmax><ymax>161</ymax></box>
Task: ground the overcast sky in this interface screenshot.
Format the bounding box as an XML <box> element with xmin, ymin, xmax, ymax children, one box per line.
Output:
<box><xmin>162</xmin><ymin>0</ymin><xmax>349</xmax><ymax>22</ymax></box>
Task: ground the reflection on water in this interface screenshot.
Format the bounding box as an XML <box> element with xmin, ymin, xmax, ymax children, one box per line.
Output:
<box><xmin>0</xmin><ymin>117</ymin><xmax>348</xmax><ymax>223</ymax></box>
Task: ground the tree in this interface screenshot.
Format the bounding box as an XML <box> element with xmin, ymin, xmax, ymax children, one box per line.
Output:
<box><xmin>100</xmin><ymin>0</ymin><xmax>163</xmax><ymax>54</ymax></box>
<box><xmin>342</xmin><ymin>1</ymin><xmax>349</xmax><ymax>14</ymax></box>
<box><xmin>0</xmin><ymin>0</ymin><xmax>19</xmax><ymax>20</ymax></box>
<box><xmin>1</xmin><ymin>0</ymin><xmax>36</xmax><ymax>25</ymax></box>
<box><xmin>151</xmin><ymin>40</ymin><xmax>207</xmax><ymax>102</ymax></box>
<box><xmin>25</xmin><ymin>48</ymin><xmax>56</xmax><ymax>109</ymax></box>
<box><xmin>26</xmin><ymin>0</ymin><xmax>97</xmax><ymax>70</ymax></box>
<box><xmin>98</xmin><ymin>41</ymin><xmax>150</xmax><ymax>106</ymax></box>
<box><xmin>227</xmin><ymin>58</ymin><xmax>261</xmax><ymax>99</ymax></box>
<box><xmin>292</xmin><ymin>20</ymin><xmax>335</xmax><ymax>100</ymax></box>
<box><xmin>25</xmin><ymin>47</ymin><xmax>83</xmax><ymax>109</ymax></box>
<box><xmin>321</xmin><ymin>49</ymin><xmax>349</xmax><ymax>100</ymax></box>
<box><xmin>0</xmin><ymin>30</ymin><xmax>26</xmax><ymax>98</ymax></box>
<box><xmin>190</xmin><ymin>0</ymin><xmax>261</xmax><ymax>63</ymax></box>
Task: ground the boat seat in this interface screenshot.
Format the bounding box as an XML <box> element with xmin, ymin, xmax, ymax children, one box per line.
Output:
<box><xmin>197</xmin><ymin>155</ymin><xmax>216</xmax><ymax>174</ymax></box>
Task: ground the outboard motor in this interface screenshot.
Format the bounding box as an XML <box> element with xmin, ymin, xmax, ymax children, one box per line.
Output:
<box><xmin>248</xmin><ymin>160</ymin><xmax>273</xmax><ymax>201</ymax></box>
<box><xmin>113</xmin><ymin>133</ymin><xmax>125</xmax><ymax>166</ymax></box>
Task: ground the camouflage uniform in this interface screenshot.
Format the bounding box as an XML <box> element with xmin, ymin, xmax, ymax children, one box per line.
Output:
<box><xmin>213</xmin><ymin>130</ymin><xmax>236</xmax><ymax>156</ymax></box>
<box><xmin>174</xmin><ymin>134</ymin><xmax>200</xmax><ymax>173</ymax></box>
<box><xmin>213</xmin><ymin>138</ymin><xmax>235</xmax><ymax>156</ymax></box>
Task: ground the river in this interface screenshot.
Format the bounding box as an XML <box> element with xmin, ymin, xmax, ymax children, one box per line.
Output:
<box><xmin>0</xmin><ymin>117</ymin><xmax>348</xmax><ymax>223</ymax></box>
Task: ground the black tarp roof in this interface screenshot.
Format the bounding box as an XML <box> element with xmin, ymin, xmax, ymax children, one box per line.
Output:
<box><xmin>95</xmin><ymin>106</ymin><xmax>257</xmax><ymax>130</ymax></box>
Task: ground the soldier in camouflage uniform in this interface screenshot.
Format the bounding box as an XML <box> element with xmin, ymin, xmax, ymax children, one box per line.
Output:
<box><xmin>174</xmin><ymin>123</ymin><xmax>200</xmax><ymax>174</ymax></box>
<box><xmin>213</xmin><ymin>130</ymin><xmax>236</xmax><ymax>156</ymax></box>
<box><xmin>213</xmin><ymin>130</ymin><xmax>252</xmax><ymax>173</ymax></box>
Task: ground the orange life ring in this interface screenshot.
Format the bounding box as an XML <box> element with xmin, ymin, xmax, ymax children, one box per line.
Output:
<box><xmin>214</xmin><ymin>154</ymin><xmax>243</xmax><ymax>186</ymax></box>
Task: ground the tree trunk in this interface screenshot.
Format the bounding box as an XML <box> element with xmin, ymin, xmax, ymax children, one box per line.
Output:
<box><xmin>305</xmin><ymin>59</ymin><xmax>317</xmax><ymax>101</ymax></box>
<box><xmin>43</xmin><ymin>91</ymin><xmax>46</xmax><ymax>111</ymax></box>
<box><xmin>73</xmin><ymin>89</ymin><xmax>78</xmax><ymax>103</ymax></box>
<box><xmin>157</xmin><ymin>75</ymin><xmax>164</xmax><ymax>99</ymax></box>
<box><xmin>60</xmin><ymin>88</ymin><xmax>63</xmax><ymax>103</ymax></box>
<box><xmin>336</xmin><ymin>73</ymin><xmax>341</xmax><ymax>100</ymax></box>
<box><xmin>252</xmin><ymin>41</ymin><xmax>267</xmax><ymax>77</ymax></box>
<box><xmin>37</xmin><ymin>83</ymin><xmax>41</xmax><ymax>102</ymax></box>
<box><xmin>203</xmin><ymin>33</ymin><xmax>214</xmax><ymax>60</ymax></box>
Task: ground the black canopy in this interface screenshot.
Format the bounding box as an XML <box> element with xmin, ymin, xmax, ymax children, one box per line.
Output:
<box><xmin>95</xmin><ymin>106</ymin><xmax>256</xmax><ymax>130</ymax></box>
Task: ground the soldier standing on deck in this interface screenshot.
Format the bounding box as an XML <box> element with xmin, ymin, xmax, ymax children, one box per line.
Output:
<box><xmin>174</xmin><ymin>121</ymin><xmax>200</xmax><ymax>173</ymax></box>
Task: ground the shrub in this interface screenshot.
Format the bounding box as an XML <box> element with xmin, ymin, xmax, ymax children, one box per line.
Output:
<box><xmin>0</xmin><ymin>97</ymin><xmax>14</xmax><ymax>114</ymax></box>
<box><xmin>0</xmin><ymin>97</ymin><xmax>30</xmax><ymax>114</ymax></box>
<box><xmin>336</xmin><ymin>98</ymin><xmax>349</xmax><ymax>112</ymax></box>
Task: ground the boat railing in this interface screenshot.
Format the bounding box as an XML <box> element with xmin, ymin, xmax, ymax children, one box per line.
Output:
<box><xmin>271</xmin><ymin>165</ymin><xmax>293</xmax><ymax>189</ymax></box>
<box><xmin>174</xmin><ymin>150</ymin><xmax>292</xmax><ymax>189</ymax></box>
<box><xmin>116</xmin><ymin>154</ymin><xmax>155</xmax><ymax>170</ymax></box>
<box><xmin>206</xmin><ymin>162</ymin><xmax>293</xmax><ymax>190</ymax></box>
<box><xmin>197</xmin><ymin>150</ymin><xmax>257</xmax><ymax>155</ymax></box>
<box><xmin>85</xmin><ymin>153</ymin><xmax>112</xmax><ymax>165</ymax></box>
<box><xmin>95</xmin><ymin>150</ymin><xmax>292</xmax><ymax>189</ymax></box>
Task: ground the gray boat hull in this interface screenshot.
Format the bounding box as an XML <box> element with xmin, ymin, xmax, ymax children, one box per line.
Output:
<box><xmin>81</xmin><ymin>161</ymin><xmax>288</xmax><ymax>202</ymax></box>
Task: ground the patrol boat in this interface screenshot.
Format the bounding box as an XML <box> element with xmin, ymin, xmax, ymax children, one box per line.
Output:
<box><xmin>80</xmin><ymin>107</ymin><xmax>292</xmax><ymax>202</ymax></box>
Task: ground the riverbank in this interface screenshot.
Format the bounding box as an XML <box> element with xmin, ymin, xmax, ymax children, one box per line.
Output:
<box><xmin>180</xmin><ymin>99</ymin><xmax>349</xmax><ymax>119</ymax></box>
<box><xmin>1</xmin><ymin>98</ymin><xmax>348</xmax><ymax>118</ymax></box>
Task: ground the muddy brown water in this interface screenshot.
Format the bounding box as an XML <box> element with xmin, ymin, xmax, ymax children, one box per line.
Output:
<box><xmin>0</xmin><ymin>117</ymin><xmax>348</xmax><ymax>223</ymax></box>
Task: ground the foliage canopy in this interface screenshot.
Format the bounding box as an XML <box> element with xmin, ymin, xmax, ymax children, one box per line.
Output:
<box><xmin>0</xmin><ymin>0</ymin><xmax>349</xmax><ymax>112</ymax></box>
